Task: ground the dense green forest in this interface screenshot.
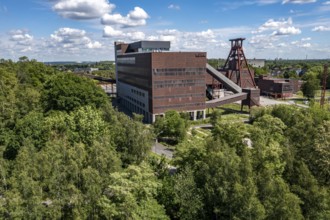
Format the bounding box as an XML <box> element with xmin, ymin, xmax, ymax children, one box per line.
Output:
<box><xmin>1</xmin><ymin>58</ymin><xmax>330</xmax><ymax>219</ymax></box>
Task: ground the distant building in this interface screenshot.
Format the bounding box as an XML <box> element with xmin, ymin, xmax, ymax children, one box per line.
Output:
<box><xmin>115</xmin><ymin>41</ymin><xmax>207</xmax><ymax>123</ymax></box>
<box><xmin>248</xmin><ymin>59</ymin><xmax>265</xmax><ymax>68</ymax></box>
<box><xmin>74</xmin><ymin>67</ymin><xmax>99</xmax><ymax>74</ymax></box>
<box><xmin>255</xmin><ymin>75</ymin><xmax>303</xmax><ymax>98</ymax></box>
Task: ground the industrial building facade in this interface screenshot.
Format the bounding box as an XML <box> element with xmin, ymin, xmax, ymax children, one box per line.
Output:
<box><xmin>115</xmin><ymin>41</ymin><xmax>207</xmax><ymax>123</ymax></box>
<box><xmin>255</xmin><ymin>75</ymin><xmax>303</xmax><ymax>98</ymax></box>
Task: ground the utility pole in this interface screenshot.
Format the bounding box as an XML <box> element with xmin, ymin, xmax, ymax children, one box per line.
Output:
<box><xmin>320</xmin><ymin>64</ymin><xmax>328</xmax><ymax>108</ymax></box>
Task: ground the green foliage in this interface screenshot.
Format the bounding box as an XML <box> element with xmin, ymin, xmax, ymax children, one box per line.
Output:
<box><xmin>283</xmin><ymin>70</ymin><xmax>298</xmax><ymax>78</ymax></box>
<box><xmin>98</xmin><ymin>163</ymin><xmax>168</xmax><ymax>219</ymax></box>
<box><xmin>0</xmin><ymin>58</ymin><xmax>166</xmax><ymax>219</ymax></box>
<box><xmin>112</xmin><ymin>113</ymin><xmax>153</xmax><ymax>166</ymax></box>
<box><xmin>93</xmin><ymin>70</ymin><xmax>115</xmax><ymax>79</ymax></box>
<box><xmin>42</xmin><ymin>72</ymin><xmax>108</xmax><ymax>112</ymax></box>
<box><xmin>285</xmin><ymin>161</ymin><xmax>330</xmax><ymax>219</ymax></box>
<box><xmin>253</xmin><ymin>66</ymin><xmax>268</xmax><ymax>76</ymax></box>
<box><xmin>301</xmin><ymin>73</ymin><xmax>320</xmax><ymax>99</ymax></box>
<box><xmin>167</xmin><ymin>105</ymin><xmax>330</xmax><ymax>219</ymax></box>
<box><xmin>2</xmin><ymin>58</ymin><xmax>330</xmax><ymax>219</ymax></box>
<box><xmin>0</xmin><ymin>67</ymin><xmax>18</xmax><ymax>126</ymax></box>
<box><xmin>154</xmin><ymin>110</ymin><xmax>189</xmax><ymax>144</ymax></box>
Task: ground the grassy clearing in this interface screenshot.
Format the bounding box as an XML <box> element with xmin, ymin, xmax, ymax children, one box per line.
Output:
<box><xmin>190</xmin><ymin>127</ymin><xmax>212</xmax><ymax>139</ymax></box>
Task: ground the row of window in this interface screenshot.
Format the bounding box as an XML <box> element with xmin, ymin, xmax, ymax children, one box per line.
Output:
<box><xmin>154</xmin><ymin>82</ymin><xmax>205</xmax><ymax>88</ymax></box>
<box><xmin>117</xmin><ymin>57</ymin><xmax>135</xmax><ymax>64</ymax></box>
<box><xmin>121</xmin><ymin>99</ymin><xmax>149</xmax><ymax>122</ymax></box>
<box><xmin>153</xmin><ymin>79</ymin><xmax>205</xmax><ymax>89</ymax></box>
<box><xmin>154</xmin><ymin>79</ymin><xmax>204</xmax><ymax>84</ymax></box>
<box><xmin>131</xmin><ymin>88</ymin><xmax>145</xmax><ymax>97</ymax></box>
<box><xmin>126</xmin><ymin>96</ymin><xmax>146</xmax><ymax>108</ymax></box>
<box><xmin>154</xmin><ymin>102</ymin><xmax>204</xmax><ymax>110</ymax></box>
<box><xmin>152</xmin><ymin>68</ymin><xmax>205</xmax><ymax>76</ymax></box>
<box><xmin>154</xmin><ymin>93</ymin><xmax>205</xmax><ymax>99</ymax></box>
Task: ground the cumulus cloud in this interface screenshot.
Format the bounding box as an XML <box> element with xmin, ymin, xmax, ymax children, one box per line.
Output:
<box><xmin>282</xmin><ymin>0</ymin><xmax>316</xmax><ymax>4</ymax></box>
<box><xmin>301</xmin><ymin>37</ymin><xmax>311</xmax><ymax>41</ymax></box>
<box><xmin>168</xmin><ymin>4</ymin><xmax>180</xmax><ymax>10</ymax></box>
<box><xmin>323</xmin><ymin>1</ymin><xmax>330</xmax><ymax>5</ymax></box>
<box><xmin>101</xmin><ymin>6</ymin><xmax>149</xmax><ymax>28</ymax></box>
<box><xmin>249</xmin><ymin>35</ymin><xmax>278</xmax><ymax>49</ymax></box>
<box><xmin>272</xmin><ymin>26</ymin><xmax>301</xmax><ymax>35</ymax></box>
<box><xmin>103</xmin><ymin>26</ymin><xmax>145</xmax><ymax>41</ymax></box>
<box><xmin>51</xmin><ymin>0</ymin><xmax>115</xmax><ymax>20</ymax></box>
<box><xmin>103</xmin><ymin>26</ymin><xmax>124</xmax><ymax>37</ymax></box>
<box><xmin>312</xmin><ymin>25</ymin><xmax>330</xmax><ymax>31</ymax></box>
<box><xmin>253</xmin><ymin>17</ymin><xmax>301</xmax><ymax>36</ymax></box>
<box><xmin>291</xmin><ymin>39</ymin><xmax>312</xmax><ymax>48</ymax></box>
<box><xmin>50</xmin><ymin>27</ymin><xmax>102</xmax><ymax>50</ymax></box>
<box><xmin>254</xmin><ymin>18</ymin><xmax>293</xmax><ymax>33</ymax></box>
<box><xmin>9</xmin><ymin>29</ymin><xmax>34</xmax><ymax>46</ymax></box>
<box><xmin>301</xmin><ymin>43</ymin><xmax>311</xmax><ymax>48</ymax></box>
<box><xmin>127</xmin><ymin>32</ymin><xmax>146</xmax><ymax>41</ymax></box>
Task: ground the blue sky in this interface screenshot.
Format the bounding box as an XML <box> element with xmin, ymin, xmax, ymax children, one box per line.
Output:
<box><xmin>0</xmin><ymin>0</ymin><xmax>330</xmax><ymax>61</ymax></box>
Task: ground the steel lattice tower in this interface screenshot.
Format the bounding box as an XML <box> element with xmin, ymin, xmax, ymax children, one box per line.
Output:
<box><xmin>221</xmin><ymin>38</ymin><xmax>256</xmax><ymax>88</ymax></box>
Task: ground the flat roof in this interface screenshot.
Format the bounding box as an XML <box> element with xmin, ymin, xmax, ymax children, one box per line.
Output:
<box><xmin>128</xmin><ymin>41</ymin><xmax>170</xmax><ymax>50</ymax></box>
<box><xmin>117</xmin><ymin>51</ymin><xmax>206</xmax><ymax>56</ymax></box>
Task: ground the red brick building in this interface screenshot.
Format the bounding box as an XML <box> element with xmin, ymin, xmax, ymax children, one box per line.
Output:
<box><xmin>115</xmin><ymin>41</ymin><xmax>207</xmax><ymax>122</ymax></box>
<box><xmin>255</xmin><ymin>75</ymin><xmax>303</xmax><ymax>98</ymax></box>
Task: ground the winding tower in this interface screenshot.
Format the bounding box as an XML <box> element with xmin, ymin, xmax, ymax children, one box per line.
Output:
<box><xmin>221</xmin><ymin>38</ymin><xmax>256</xmax><ymax>88</ymax></box>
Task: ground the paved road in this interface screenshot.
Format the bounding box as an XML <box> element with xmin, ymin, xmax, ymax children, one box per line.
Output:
<box><xmin>259</xmin><ymin>96</ymin><xmax>290</xmax><ymax>106</ymax></box>
<box><xmin>152</xmin><ymin>141</ymin><xmax>174</xmax><ymax>159</ymax></box>
<box><xmin>192</xmin><ymin>124</ymin><xmax>213</xmax><ymax>129</ymax></box>
<box><xmin>259</xmin><ymin>96</ymin><xmax>308</xmax><ymax>108</ymax></box>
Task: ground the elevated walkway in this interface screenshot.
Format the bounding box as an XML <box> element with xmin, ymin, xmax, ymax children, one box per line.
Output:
<box><xmin>206</xmin><ymin>64</ymin><xmax>248</xmax><ymax>108</ymax></box>
<box><xmin>206</xmin><ymin>63</ymin><xmax>242</xmax><ymax>93</ymax></box>
<box><xmin>206</xmin><ymin>93</ymin><xmax>247</xmax><ymax>108</ymax></box>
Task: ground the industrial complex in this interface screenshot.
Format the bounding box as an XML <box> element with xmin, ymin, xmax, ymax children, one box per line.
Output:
<box><xmin>114</xmin><ymin>39</ymin><xmax>260</xmax><ymax>123</ymax></box>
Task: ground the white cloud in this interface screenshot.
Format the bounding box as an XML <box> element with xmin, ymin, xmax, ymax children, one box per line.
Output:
<box><xmin>168</xmin><ymin>4</ymin><xmax>180</xmax><ymax>10</ymax></box>
<box><xmin>301</xmin><ymin>37</ymin><xmax>311</xmax><ymax>41</ymax></box>
<box><xmin>103</xmin><ymin>26</ymin><xmax>145</xmax><ymax>41</ymax></box>
<box><xmin>87</xmin><ymin>41</ymin><xmax>102</xmax><ymax>49</ymax></box>
<box><xmin>256</xmin><ymin>0</ymin><xmax>280</xmax><ymax>5</ymax></box>
<box><xmin>127</xmin><ymin>32</ymin><xmax>146</xmax><ymax>41</ymax></box>
<box><xmin>196</xmin><ymin>29</ymin><xmax>216</xmax><ymax>39</ymax></box>
<box><xmin>9</xmin><ymin>29</ymin><xmax>34</xmax><ymax>46</ymax></box>
<box><xmin>254</xmin><ymin>18</ymin><xmax>293</xmax><ymax>33</ymax></box>
<box><xmin>272</xmin><ymin>26</ymin><xmax>301</xmax><ymax>35</ymax></box>
<box><xmin>323</xmin><ymin>1</ymin><xmax>330</xmax><ymax>5</ymax></box>
<box><xmin>249</xmin><ymin>35</ymin><xmax>278</xmax><ymax>49</ymax></box>
<box><xmin>291</xmin><ymin>39</ymin><xmax>312</xmax><ymax>48</ymax></box>
<box><xmin>128</xmin><ymin>7</ymin><xmax>149</xmax><ymax>20</ymax></box>
<box><xmin>144</xmin><ymin>28</ymin><xmax>235</xmax><ymax>54</ymax></box>
<box><xmin>103</xmin><ymin>26</ymin><xmax>124</xmax><ymax>37</ymax></box>
<box><xmin>21</xmin><ymin>46</ymin><xmax>33</xmax><ymax>53</ymax></box>
<box><xmin>49</xmin><ymin>27</ymin><xmax>102</xmax><ymax>50</ymax></box>
<box><xmin>312</xmin><ymin>25</ymin><xmax>330</xmax><ymax>31</ymax></box>
<box><xmin>52</xmin><ymin>0</ymin><xmax>115</xmax><ymax>20</ymax></box>
<box><xmin>253</xmin><ymin>17</ymin><xmax>301</xmax><ymax>36</ymax></box>
<box><xmin>282</xmin><ymin>0</ymin><xmax>316</xmax><ymax>4</ymax></box>
<box><xmin>278</xmin><ymin>42</ymin><xmax>288</xmax><ymax>47</ymax></box>
<box><xmin>101</xmin><ymin>6</ymin><xmax>149</xmax><ymax>27</ymax></box>
<box><xmin>301</xmin><ymin>43</ymin><xmax>311</xmax><ymax>48</ymax></box>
